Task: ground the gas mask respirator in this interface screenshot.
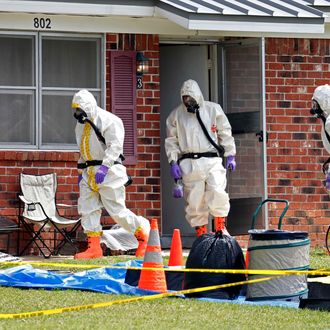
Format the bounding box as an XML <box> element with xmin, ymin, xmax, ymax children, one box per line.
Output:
<box><xmin>310</xmin><ymin>100</ymin><xmax>323</xmax><ymax>118</ymax></box>
<box><xmin>184</xmin><ymin>98</ymin><xmax>200</xmax><ymax>114</ymax></box>
<box><xmin>73</xmin><ymin>108</ymin><xmax>88</xmax><ymax>124</ymax></box>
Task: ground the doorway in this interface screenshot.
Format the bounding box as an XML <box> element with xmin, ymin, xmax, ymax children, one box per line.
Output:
<box><xmin>159</xmin><ymin>39</ymin><xmax>266</xmax><ymax>248</ymax></box>
<box><xmin>219</xmin><ymin>39</ymin><xmax>267</xmax><ymax>235</ymax></box>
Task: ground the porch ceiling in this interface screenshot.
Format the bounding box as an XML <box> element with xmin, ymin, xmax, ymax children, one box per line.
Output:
<box><xmin>0</xmin><ymin>0</ymin><xmax>327</xmax><ymax>35</ymax></box>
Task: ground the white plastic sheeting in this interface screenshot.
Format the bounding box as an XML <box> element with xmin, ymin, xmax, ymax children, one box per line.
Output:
<box><xmin>101</xmin><ymin>225</ymin><xmax>138</xmax><ymax>252</ymax></box>
<box><xmin>0</xmin><ymin>252</ymin><xmax>20</xmax><ymax>262</ymax></box>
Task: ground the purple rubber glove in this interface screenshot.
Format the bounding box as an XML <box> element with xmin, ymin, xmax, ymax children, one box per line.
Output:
<box><xmin>78</xmin><ymin>174</ymin><xmax>83</xmax><ymax>186</ymax></box>
<box><xmin>95</xmin><ymin>165</ymin><xmax>109</xmax><ymax>184</ymax></box>
<box><xmin>173</xmin><ymin>181</ymin><xmax>183</xmax><ymax>198</ymax></box>
<box><xmin>326</xmin><ymin>173</ymin><xmax>330</xmax><ymax>190</ymax></box>
<box><xmin>226</xmin><ymin>155</ymin><xmax>236</xmax><ymax>171</ymax></box>
<box><xmin>170</xmin><ymin>162</ymin><xmax>182</xmax><ymax>180</ymax></box>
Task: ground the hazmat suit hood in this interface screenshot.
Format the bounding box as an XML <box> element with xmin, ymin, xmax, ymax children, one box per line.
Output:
<box><xmin>313</xmin><ymin>84</ymin><xmax>330</xmax><ymax>115</ymax></box>
<box><xmin>180</xmin><ymin>80</ymin><xmax>205</xmax><ymax>108</ymax></box>
<box><xmin>72</xmin><ymin>89</ymin><xmax>98</xmax><ymax>119</ymax></box>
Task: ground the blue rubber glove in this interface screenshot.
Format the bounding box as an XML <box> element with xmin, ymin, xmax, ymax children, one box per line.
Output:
<box><xmin>170</xmin><ymin>162</ymin><xmax>182</xmax><ymax>180</ymax></box>
<box><xmin>226</xmin><ymin>155</ymin><xmax>236</xmax><ymax>171</ymax></box>
<box><xmin>95</xmin><ymin>165</ymin><xmax>109</xmax><ymax>184</ymax></box>
<box><xmin>173</xmin><ymin>181</ymin><xmax>183</xmax><ymax>198</ymax></box>
<box><xmin>78</xmin><ymin>174</ymin><xmax>83</xmax><ymax>186</ymax></box>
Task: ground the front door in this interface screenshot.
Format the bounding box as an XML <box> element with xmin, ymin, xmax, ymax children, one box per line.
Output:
<box><xmin>160</xmin><ymin>44</ymin><xmax>209</xmax><ymax>248</ymax></box>
<box><xmin>160</xmin><ymin>39</ymin><xmax>266</xmax><ymax>247</ymax></box>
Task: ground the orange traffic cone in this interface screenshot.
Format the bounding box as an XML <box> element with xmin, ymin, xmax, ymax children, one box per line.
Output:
<box><xmin>138</xmin><ymin>219</ymin><xmax>167</xmax><ymax>293</ymax></box>
<box><xmin>168</xmin><ymin>229</ymin><xmax>184</xmax><ymax>267</ymax></box>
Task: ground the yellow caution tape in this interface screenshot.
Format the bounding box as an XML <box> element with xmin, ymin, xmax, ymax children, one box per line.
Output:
<box><xmin>0</xmin><ymin>276</ymin><xmax>274</xmax><ymax>319</ymax></box>
<box><xmin>0</xmin><ymin>261</ymin><xmax>329</xmax><ymax>276</ymax></box>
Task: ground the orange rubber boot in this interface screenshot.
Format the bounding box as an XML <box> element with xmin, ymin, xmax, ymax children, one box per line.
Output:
<box><xmin>135</xmin><ymin>224</ymin><xmax>150</xmax><ymax>258</ymax></box>
<box><xmin>195</xmin><ymin>225</ymin><xmax>207</xmax><ymax>237</ymax></box>
<box><xmin>214</xmin><ymin>217</ymin><xmax>230</xmax><ymax>235</ymax></box>
<box><xmin>74</xmin><ymin>234</ymin><xmax>103</xmax><ymax>259</ymax></box>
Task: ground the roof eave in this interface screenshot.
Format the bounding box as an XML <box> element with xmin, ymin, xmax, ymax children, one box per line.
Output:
<box><xmin>156</xmin><ymin>8</ymin><xmax>325</xmax><ymax>34</ymax></box>
<box><xmin>0</xmin><ymin>0</ymin><xmax>155</xmax><ymax>17</ymax></box>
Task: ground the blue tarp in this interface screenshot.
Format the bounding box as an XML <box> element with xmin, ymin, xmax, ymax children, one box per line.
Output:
<box><xmin>0</xmin><ymin>260</ymin><xmax>154</xmax><ymax>296</ymax></box>
<box><xmin>0</xmin><ymin>260</ymin><xmax>299</xmax><ymax>308</ymax></box>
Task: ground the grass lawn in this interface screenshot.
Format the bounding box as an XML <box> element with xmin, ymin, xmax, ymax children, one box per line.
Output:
<box><xmin>0</xmin><ymin>249</ymin><xmax>328</xmax><ymax>330</ymax></box>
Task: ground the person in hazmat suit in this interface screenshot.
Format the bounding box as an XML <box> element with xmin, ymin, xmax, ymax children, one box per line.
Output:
<box><xmin>311</xmin><ymin>84</ymin><xmax>330</xmax><ymax>194</ymax></box>
<box><xmin>165</xmin><ymin>79</ymin><xmax>236</xmax><ymax>237</ymax></box>
<box><xmin>72</xmin><ymin>89</ymin><xmax>150</xmax><ymax>259</ymax></box>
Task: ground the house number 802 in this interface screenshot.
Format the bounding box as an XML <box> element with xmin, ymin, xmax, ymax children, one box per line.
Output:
<box><xmin>33</xmin><ymin>18</ymin><xmax>52</xmax><ymax>29</ymax></box>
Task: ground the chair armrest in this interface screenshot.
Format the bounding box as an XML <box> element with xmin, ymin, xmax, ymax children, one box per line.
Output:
<box><xmin>18</xmin><ymin>195</ymin><xmax>43</xmax><ymax>212</ymax></box>
<box><xmin>18</xmin><ymin>195</ymin><xmax>34</xmax><ymax>205</ymax></box>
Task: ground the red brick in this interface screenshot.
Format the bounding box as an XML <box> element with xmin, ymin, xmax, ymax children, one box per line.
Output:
<box><xmin>265</xmin><ymin>38</ymin><xmax>330</xmax><ymax>247</ymax></box>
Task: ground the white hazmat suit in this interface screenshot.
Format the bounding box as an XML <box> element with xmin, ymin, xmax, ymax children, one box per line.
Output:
<box><xmin>165</xmin><ymin>80</ymin><xmax>236</xmax><ymax>229</ymax></box>
<box><xmin>72</xmin><ymin>89</ymin><xmax>150</xmax><ymax>258</ymax></box>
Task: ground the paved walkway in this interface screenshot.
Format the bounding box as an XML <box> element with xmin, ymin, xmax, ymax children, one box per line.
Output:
<box><xmin>20</xmin><ymin>255</ymin><xmax>74</xmax><ymax>262</ymax></box>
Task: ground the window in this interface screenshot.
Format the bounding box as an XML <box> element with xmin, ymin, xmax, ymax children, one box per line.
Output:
<box><xmin>0</xmin><ymin>32</ymin><xmax>103</xmax><ymax>149</ymax></box>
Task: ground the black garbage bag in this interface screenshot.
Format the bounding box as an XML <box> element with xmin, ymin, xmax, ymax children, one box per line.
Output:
<box><xmin>184</xmin><ymin>232</ymin><xmax>246</xmax><ymax>299</ymax></box>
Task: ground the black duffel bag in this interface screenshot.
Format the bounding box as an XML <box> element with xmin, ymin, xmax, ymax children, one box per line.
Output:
<box><xmin>184</xmin><ymin>232</ymin><xmax>246</xmax><ymax>299</ymax></box>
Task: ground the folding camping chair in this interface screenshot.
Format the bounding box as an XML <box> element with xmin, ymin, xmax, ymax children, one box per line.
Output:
<box><xmin>18</xmin><ymin>173</ymin><xmax>81</xmax><ymax>258</ymax></box>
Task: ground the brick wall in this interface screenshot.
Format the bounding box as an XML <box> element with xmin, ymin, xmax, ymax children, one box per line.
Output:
<box><xmin>0</xmin><ymin>33</ymin><xmax>160</xmax><ymax>255</ymax></box>
<box><xmin>265</xmin><ymin>38</ymin><xmax>330</xmax><ymax>247</ymax></box>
